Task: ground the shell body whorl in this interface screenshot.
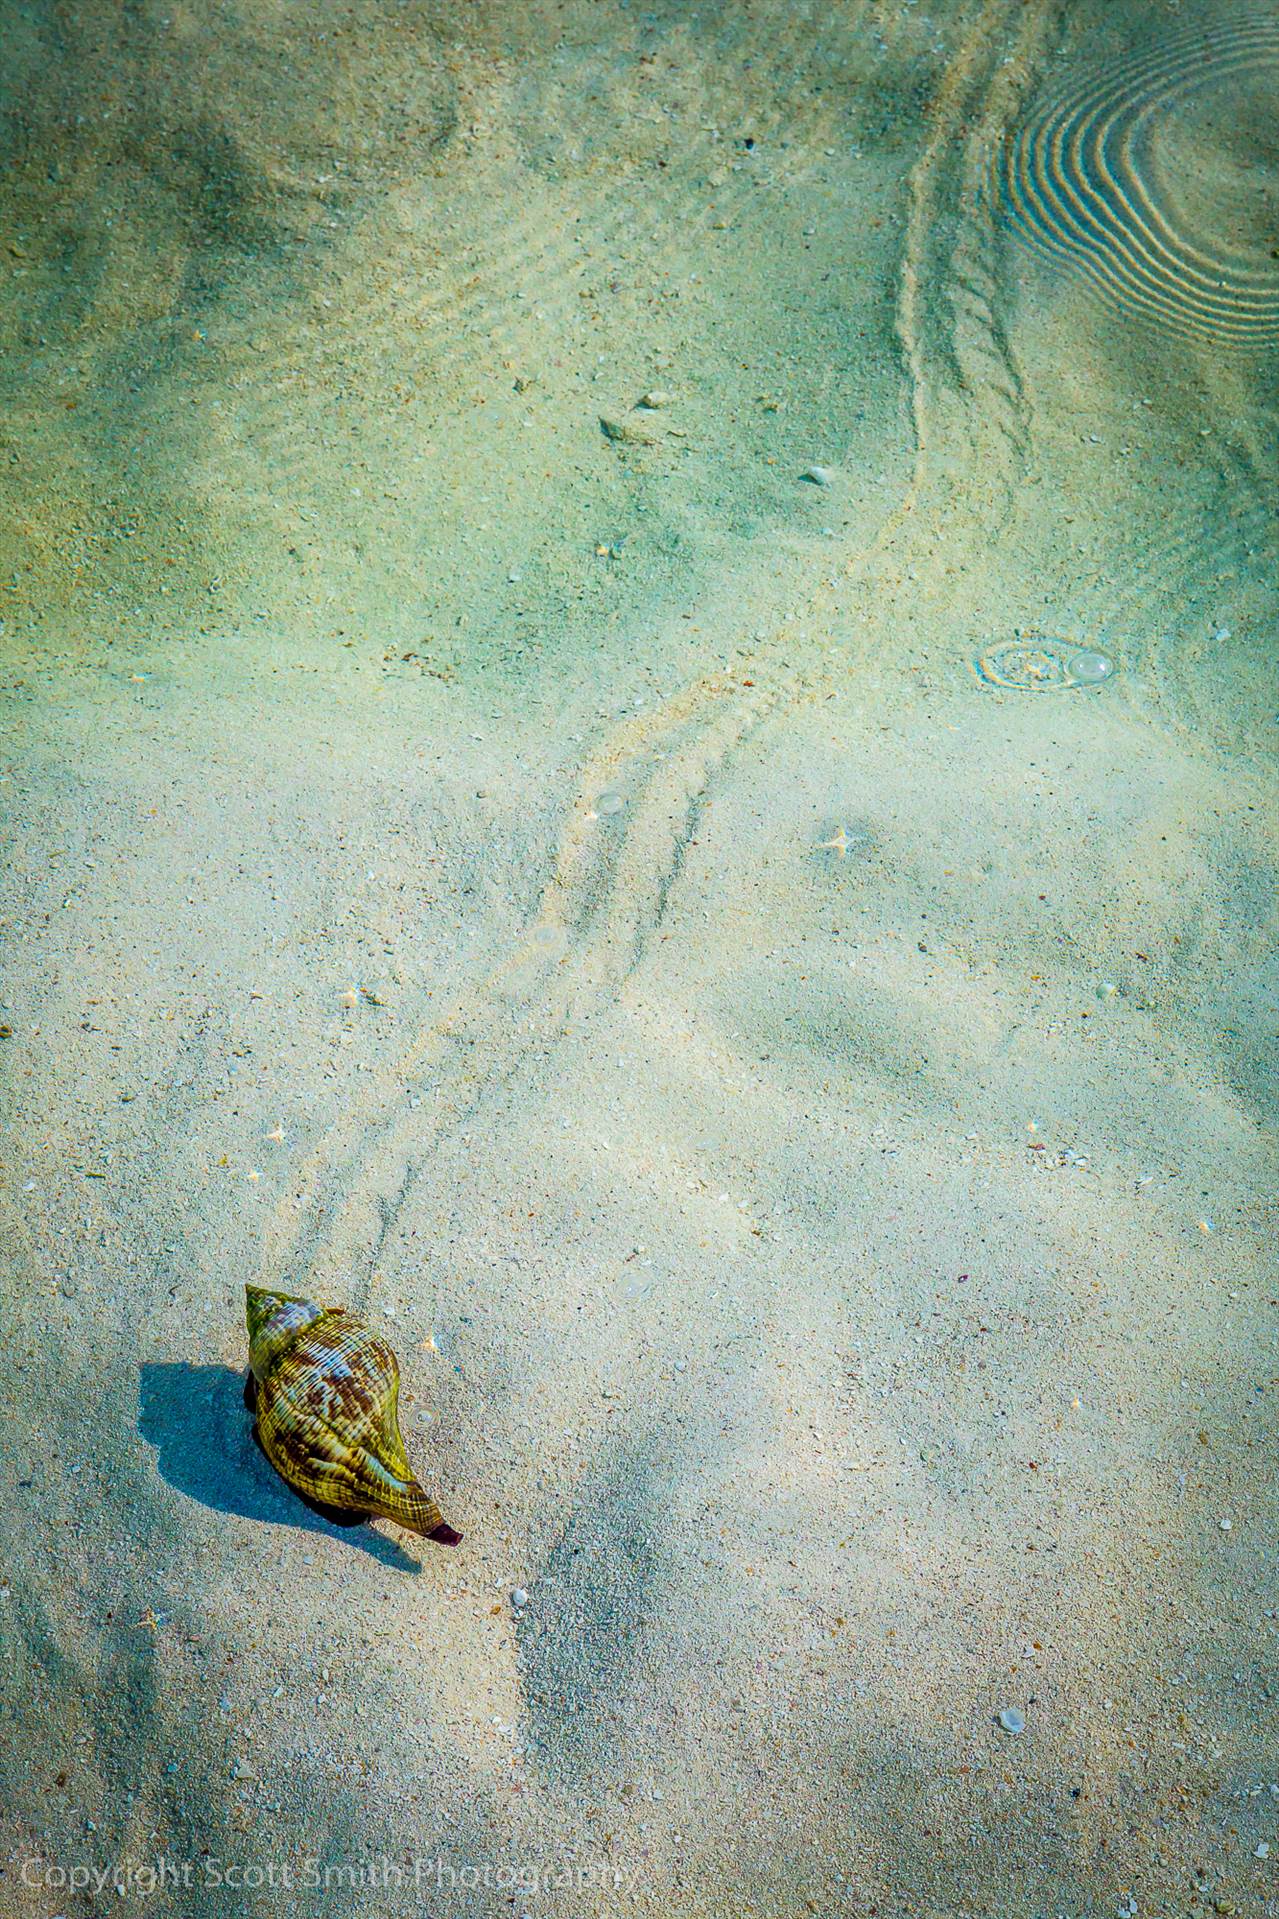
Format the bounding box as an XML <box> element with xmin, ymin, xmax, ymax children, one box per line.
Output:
<box><xmin>244</xmin><ymin>1284</ymin><xmax>458</xmax><ymax>1543</ymax></box>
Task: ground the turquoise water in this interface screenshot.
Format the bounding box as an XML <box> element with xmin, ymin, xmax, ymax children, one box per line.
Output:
<box><xmin>2</xmin><ymin>1</ymin><xmax>1276</xmax><ymax>1913</ymax></box>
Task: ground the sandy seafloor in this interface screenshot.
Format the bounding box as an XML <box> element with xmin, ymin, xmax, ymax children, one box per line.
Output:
<box><xmin>1</xmin><ymin>0</ymin><xmax>1277</xmax><ymax>1913</ymax></box>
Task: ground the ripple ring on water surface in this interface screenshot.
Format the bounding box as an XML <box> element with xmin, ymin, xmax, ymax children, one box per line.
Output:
<box><xmin>998</xmin><ymin>15</ymin><xmax>1279</xmax><ymax>346</ymax></box>
<box><xmin>975</xmin><ymin>638</ymin><xmax>1115</xmax><ymax>691</ymax></box>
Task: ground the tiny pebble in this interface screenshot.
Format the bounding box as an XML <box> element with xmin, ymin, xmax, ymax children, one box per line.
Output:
<box><xmin>1256</xmin><ymin>1842</ymin><xmax>1270</xmax><ymax>1859</ymax></box>
<box><xmin>595</xmin><ymin>790</ymin><xmax>625</xmax><ymax>816</ymax></box>
<box><xmin>1220</xmin><ymin>1518</ymin><xmax>1233</xmax><ymax>1531</ymax></box>
<box><xmin>1096</xmin><ymin>981</ymin><xmax>1118</xmax><ymax>999</ymax></box>
<box><xmin>800</xmin><ymin>466</ymin><xmax>834</xmax><ymax>486</ymax></box>
<box><xmin>600</xmin><ymin>412</ymin><xmax>660</xmax><ymax>445</ymax></box>
<box><xmin>512</xmin><ymin>1587</ymin><xmax>529</xmax><ymax>1609</ymax></box>
<box><xmin>997</xmin><ymin>1707</ymin><xmax>1025</xmax><ymax>1734</ymax></box>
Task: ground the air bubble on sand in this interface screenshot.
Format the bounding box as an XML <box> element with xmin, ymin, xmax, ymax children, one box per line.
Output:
<box><xmin>1067</xmin><ymin>648</ymin><xmax>1115</xmax><ymax>685</ymax></box>
<box><xmin>595</xmin><ymin>789</ymin><xmax>625</xmax><ymax>815</ymax></box>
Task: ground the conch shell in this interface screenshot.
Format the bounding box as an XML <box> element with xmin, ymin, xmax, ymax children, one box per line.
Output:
<box><xmin>244</xmin><ymin>1284</ymin><xmax>460</xmax><ymax>1545</ymax></box>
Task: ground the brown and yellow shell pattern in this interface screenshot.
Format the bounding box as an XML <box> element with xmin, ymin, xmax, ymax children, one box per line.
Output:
<box><xmin>244</xmin><ymin>1284</ymin><xmax>460</xmax><ymax>1545</ymax></box>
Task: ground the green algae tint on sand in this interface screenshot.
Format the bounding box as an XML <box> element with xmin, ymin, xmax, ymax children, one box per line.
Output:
<box><xmin>2</xmin><ymin>0</ymin><xmax>1276</xmax><ymax>1914</ymax></box>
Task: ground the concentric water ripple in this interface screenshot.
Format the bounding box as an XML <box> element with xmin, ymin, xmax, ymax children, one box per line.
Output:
<box><xmin>975</xmin><ymin>637</ymin><xmax>1115</xmax><ymax>690</ymax></box>
<box><xmin>998</xmin><ymin>13</ymin><xmax>1279</xmax><ymax>345</ymax></box>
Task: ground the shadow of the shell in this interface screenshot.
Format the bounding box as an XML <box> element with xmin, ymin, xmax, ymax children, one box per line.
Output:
<box><xmin>137</xmin><ymin>1361</ymin><xmax>423</xmax><ymax>1572</ymax></box>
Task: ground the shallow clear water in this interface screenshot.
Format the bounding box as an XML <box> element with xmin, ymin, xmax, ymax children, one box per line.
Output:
<box><xmin>2</xmin><ymin>1</ymin><xmax>1276</xmax><ymax>1913</ymax></box>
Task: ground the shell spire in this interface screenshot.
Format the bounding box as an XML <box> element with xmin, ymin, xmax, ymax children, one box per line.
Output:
<box><xmin>244</xmin><ymin>1284</ymin><xmax>460</xmax><ymax>1545</ymax></box>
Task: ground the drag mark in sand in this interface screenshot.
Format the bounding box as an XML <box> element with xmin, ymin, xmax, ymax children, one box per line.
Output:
<box><xmin>895</xmin><ymin>0</ymin><xmax>1058</xmax><ymax>523</ymax></box>
<box><xmin>258</xmin><ymin>0</ymin><xmax>1065</xmax><ymax>1307</ymax></box>
<box><xmin>259</xmin><ymin>663</ymin><xmax>786</xmax><ymax>1302</ymax></box>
